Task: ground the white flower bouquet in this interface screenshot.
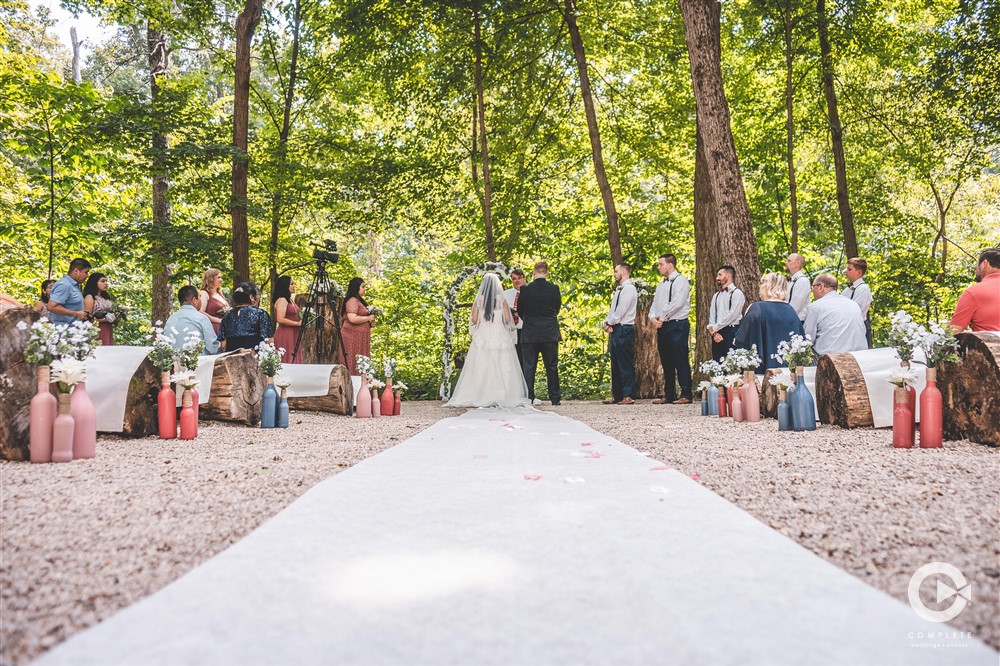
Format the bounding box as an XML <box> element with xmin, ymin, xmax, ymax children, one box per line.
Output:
<box><xmin>50</xmin><ymin>358</ymin><xmax>86</xmax><ymax>393</ymax></box>
<box><xmin>179</xmin><ymin>331</ymin><xmax>204</xmax><ymax>371</ymax></box>
<box><xmin>22</xmin><ymin>318</ymin><xmax>63</xmax><ymax>366</ymax></box>
<box><xmin>773</xmin><ymin>333</ymin><xmax>814</xmax><ymax>369</ymax></box>
<box><xmin>888</xmin><ymin>367</ymin><xmax>918</xmax><ymax>388</ymax></box>
<box><xmin>170</xmin><ymin>370</ymin><xmax>199</xmax><ymax>390</ymax></box>
<box><xmin>394</xmin><ymin>381</ymin><xmax>408</xmax><ymax>393</ymax></box>
<box><xmin>147</xmin><ymin>323</ymin><xmax>177</xmax><ymax>372</ymax></box>
<box><xmin>886</xmin><ymin>310</ymin><xmax>926</xmax><ymax>363</ymax></box>
<box><xmin>367</xmin><ymin>305</ymin><xmax>383</xmax><ymax>317</ymax></box>
<box><xmin>724</xmin><ymin>345</ymin><xmax>762</xmax><ymax>374</ymax></box>
<box><xmin>256</xmin><ymin>341</ymin><xmax>283</xmax><ymax>377</ymax></box>
<box><xmin>768</xmin><ymin>369</ymin><xmax>793</xmax><ymax>390</ymax></box>
<box><xmin>384</xmin><ymin>357</ymin><xmax>397</xmax><ymax>377</ymax></box>
<box><xmin>356</xmin><ymin>354</ymin><xmax>373</xmax><ymax>379</ymax></box>
<box><xmin>920</xmin><ymin>320</ymin><xmax>959</xmax><ymax>367</ymax></box>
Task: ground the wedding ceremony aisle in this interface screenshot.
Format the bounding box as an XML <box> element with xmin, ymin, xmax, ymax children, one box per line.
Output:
<box><xmin>33</xmin><ymin>407</ymin><xmax>996</xmax><ymax>666</ymax></box>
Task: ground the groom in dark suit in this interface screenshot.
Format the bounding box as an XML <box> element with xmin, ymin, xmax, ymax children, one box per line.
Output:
<box><xmin>517</xmin><ymin>261</ymin><xmax>562</xmax><ymax>405</ymax></box>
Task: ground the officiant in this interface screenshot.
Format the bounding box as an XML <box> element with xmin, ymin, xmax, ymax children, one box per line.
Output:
<box><xmin>502</xmin><ymin>268</ymin><xmax>526</xmax><ymax>366</ymax></box>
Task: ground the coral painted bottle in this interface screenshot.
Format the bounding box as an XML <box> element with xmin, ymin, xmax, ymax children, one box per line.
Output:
<box><xmin>381</xmin><ymin>378</ymin><xmax>394</xmax><ymax>416</ymax></box>
<box><xmin>158</xmin><ymin>371</ymin><xmax>177</xmax><ymax>439</ymax></box>
<box><xmin>892</xmin><ymin>387</ymin><xmax>913</xmax><ymax>448</ymax></box>
<box><xmin>393</xmin><ymin>392</ymin><xmax>401</xmax><ymax>416</ymax></box>
<box><xmin>919</xmin><ymin>368</ymin><xmax>943</xmax><ymax>448</ymax></box>
<box><xmin>179</xmin><ymin>389</ymin><xmax>197</xmax><ymax>440</ymax></box>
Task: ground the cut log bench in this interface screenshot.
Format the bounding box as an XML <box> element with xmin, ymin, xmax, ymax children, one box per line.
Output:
<box><xmin>816</xmin><ymin>353</ymin><xmax>875</xmax><ymax>429</ymax></box>
<box><xmin>939</xmin><ymin>332</ymin><xmax>1000</xmax><ymax>446</ymax></box>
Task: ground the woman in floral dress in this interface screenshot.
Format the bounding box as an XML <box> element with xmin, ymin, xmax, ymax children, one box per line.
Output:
<box><xmin>83</xmin><ymin>273</ymin><xmax>116</xmax><ymax>346</ymax></box>
<box><xmin>339</xmin><ymin>277</ymin><xmax>376</xmax><ymax>375</ymax></box>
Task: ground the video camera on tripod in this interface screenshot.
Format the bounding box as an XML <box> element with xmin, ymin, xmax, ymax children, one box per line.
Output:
<box><xmin>292</xmin><ymin>239</ymin><xmax>347</xmax><ymax>364</ymax></box>
<box><xmin>311</xmin><ymin>240</ymin><xmax>340</xmax><ymax>264</ymax></box>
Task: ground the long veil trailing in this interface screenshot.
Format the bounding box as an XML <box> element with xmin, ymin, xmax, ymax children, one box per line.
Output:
<box><xmin>446</xmin><ymin>273</ymin><xmax>530</xmax><ymax>408</ymax></box>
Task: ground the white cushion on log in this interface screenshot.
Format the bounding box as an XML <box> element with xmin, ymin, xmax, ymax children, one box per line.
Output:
<box><xmin>847</xmin><ymin>347</ymin><xmax>928</xmax><ymax>428</ymax></box>
<box><xmin>174</xmin><ymin>351</ymin><xmax>237</xmax><ymax>407</ymax></box>
<box><xmin>86</xmin><ymin>346</ymin><xmax>152</xmax><ymax>432</ymax></box>
<box><xmin>279</xmin><ymin>364</ymin><xmax>338</xmax><ymax>398</ymax></box>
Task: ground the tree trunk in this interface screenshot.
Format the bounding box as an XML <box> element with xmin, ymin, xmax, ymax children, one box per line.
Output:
<box><xmin>473</xmin><ymin>4</ymin><xmax>496</xmax><ymax>262</ymax></box>
<box><xmin>563</xmin><ymin>0</ymin><xmax>622</xmax><ymax>267</ymax></box>
<box><xmin>940</xmin><ymin>332</ymin><xmax>1000</xmax><ymax>445</ymax></box>
<box><xmin>679</xmin><ymin>0</ymin><xmax>761</xmax><ymax>302</ymax></box>
<box><xmin>70</xmin><ymin>27</ymin><xmax>81</xmax><ymax>84</ymax></box>
<box><xmin>693</xmin><ymin>121</ymin><xmax>722</xmax><ymax>372</ymax></box>
<box><xmin>148</xmin><ymin>25</ymin><xmax>173</xmax><ymax>324</ymax></box>
<box><xmin>817</xmin><ymin>0</ymin><xmax>858</xmax><ymax>259</ymax></box>
<box><xmin>268</xmin><ymin>0</ymin><xmax>303</xmax><ymax>298</ymax></box>
<box><xmin>231</xmin><ymin>0</ymin><xmax>262</xmax><ymax>285</ymax></box>
<box><xmin>784</xmin><ymin>0</ymin><xmax>799</xmax><ymax>253</ymax></box>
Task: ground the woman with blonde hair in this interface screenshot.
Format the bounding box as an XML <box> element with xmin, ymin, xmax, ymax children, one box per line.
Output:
<box><xmin>733</xmin><ymin>272</ymin><xmax>803</xmax><ymax>373</ymax></box>
<box><xmin>199</xmin><ymin>268</ymin><xmax>230</xmax><ymax>335</ymax></box>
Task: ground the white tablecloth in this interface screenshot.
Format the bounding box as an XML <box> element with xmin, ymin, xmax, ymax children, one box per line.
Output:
<box><xmin>848</xmin><ymin>347</ymin><xmax>928</xmax><ymax>428</ymax></box>
<box><xmin>278</xmin><ymin>364</ymin><xmax>337</xmax><ymax>398</ymax></box>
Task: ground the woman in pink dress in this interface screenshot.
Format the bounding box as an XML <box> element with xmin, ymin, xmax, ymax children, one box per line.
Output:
<box><xmin>272</xmin><ymin>275</ymin><xmax>302</xmax><ymax>364</ymax></box>
<box><xmin>83</xmin><ymin>273</ymin><xmax>115</xmax><ymax>345</ymax></box>
<box><xmin>199</xmin><ymin>268</ymin><xmax>230</xmax><ymax>335</ymax></box>
<box><xmin>339</xmin><ymin>277</ymin><xmax>376</xmax><ymax>375</ymax></box>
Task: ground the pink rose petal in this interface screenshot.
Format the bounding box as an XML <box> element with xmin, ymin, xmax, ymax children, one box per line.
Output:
<box><xmin>524</xmin><ymin>474</ymin><xmax>541</xmax><ymax>481</ymax></box>
<box><xmin>587</xmin><ymin>452</ymin><xmax>604</xmax><ymax>459</ymax></box>
<box><xmin>650</xmin><ymin>465</ymin><xmax>672</xmax><ymax>471</ymax></box>
<box><xmin>690</xmin><ymin>474</ymin><xmax>701</xmax><ymax>481</ymax></box>
<box><xmin>580</xmin><ymin>442</ymin><xmax>594</xmax><ymax>447</ymax></box>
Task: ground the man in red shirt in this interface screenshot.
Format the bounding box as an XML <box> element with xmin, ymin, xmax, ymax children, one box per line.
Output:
<box><xmin>951</xmin><ymin>248</ymin><xmax>1000</xmax><ymax>333</ymax></box>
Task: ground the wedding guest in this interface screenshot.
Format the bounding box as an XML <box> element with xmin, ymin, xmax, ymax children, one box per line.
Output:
<box><xmin>517</xmin><ymin>261</ymin><xmax>562</xmax><ymax>405</ymax></box>
<box><xmin>199</xmin><ymin>268</ymin><xmax>230</xmax><ymax>334</ymax></box>
<box><xmin>951</xmin><ymin>248</ymin><xmax>1000</xmax><ymax>333</ymax></box>
<box><xmin>83</xmin><ymin>272</ymin><xmax>117</xmax><ymax>346</ymax></box>
<box><xmin>649</xmin><ymin>254</ymin><xmax>692</xmax><ymax>405</ymax></box>
<box><xmin>164</xmin><ymin>285</ymin><xmax>219</xmax><ymax>355</ymax></box>
<box><xmin>340</xmin><ymin>277</ymin><xmax>375</xmax><ymax>375</ymax></box>
<box><xmin>47</xmin><ymin>258</ymin><xmax>91</xmax><ymax>325</ymax></box>
<box><xmin>707</xmin><ymin>265</ymin><xmax>745</xmax><ymax>361</ymax></box>
<box><xmin>272</xmin><ymin>275</ymin><xmax>303</xmax><ymax>364</ymax></box>
<box><xmin>805</xmin><ymin>274</ymin><xmax>867</xmax><ymax>356</ymax></box>
<box><xmin>602</xmin><ymin>263</ymin><xmax>638</xmax><ymax>405</ymax></box>
<box><xmin>843</xmin><ymin>257</ymin><xmax>873</xmax><ymax>347</ymax></box>
<box><xmin>217</xmin><ymin>282</ymin><xmax>272</xmax><ymax>353</ymax></box>
<box><xmin>785</xmin><ymin>253</ymin><xmax>810</xmax><ymax>322</ymax></box>
<box><xmin>32</xmin><ymin>279</ymin><xmax>56</xmax><ymax>315</ymax></box>
<box><xmin>733</xmin><ymin>272</ymin><xmax>804</xmax><ymax>373</ymax></box>
<box><xmin>502</xmin><ymin>269</ymin><xmax>526</xmax><ymax>366</ymax></box>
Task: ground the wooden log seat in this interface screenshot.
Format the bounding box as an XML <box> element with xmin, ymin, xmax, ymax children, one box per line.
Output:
<box><xmin>1</xmin><ymin>307</ymin><xmax>37</xmax><ymax>460</ymax></box>
<box><xmin>760</xmin><ymin>368</ymin><xmax>784</xmax><ymax>419</ymax></box>
<box><xmin>201</xmin><ymin>349</ymin><xmax>266</xmax><ymax>426</ymax></box>
<box><xmin>815</xmin><ymin>353</ymin><xmax>874</xmax><ymax>429</ymax></box>
<box><xmin>634</xmin><ymin>302</ymin><xmax>665</xmax><ymax>400</ymax></box>
<box><xmin>939</xmin><ymin>332</ymin><xmax>1000</xmax><ymax>446</ymax></box>
<box><xmin>286</xmin><ymin>364</ymin><xmax>353</xmax><ymax>415</ymax></box>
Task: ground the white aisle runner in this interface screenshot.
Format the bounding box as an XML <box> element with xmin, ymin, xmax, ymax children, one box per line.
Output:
<box><xmin>37</xmin><ymin>409</ymin><xmax>996</xmax><ymax>666</ymax></box>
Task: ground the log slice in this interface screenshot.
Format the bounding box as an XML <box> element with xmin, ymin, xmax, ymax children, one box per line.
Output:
<box><xmin>201</xmin><ymin>349</ymin><xmax>265</xmax><ymax>425</ymax></box>
<box><xmin>286</xmin><ymin>364</ymin><xmax>352</xmax><ymax>415</ymax></box>
<box><xmin>939</xmin><ymin>332</ymin><xmax>1000</xmax><ymax>446</ymax></box>
<box><xmin>815</xmin><ymin>353</ymin><xmax>874</xmax><ymax>429</ymax></box>
<box><xmin>0</xmin><ymin>308</ymin><xmax>38</xmax><ymax>460</ymax></box>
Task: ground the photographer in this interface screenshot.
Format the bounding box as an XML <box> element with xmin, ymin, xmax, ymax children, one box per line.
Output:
<box><xmin>47</xmin><ymin>258</ymin><xmax>91</xmax><ymax>325</ymax></box>
<box><xmin>83</xmin><ymin>272</ymin><xmax>119</xmax><ymax>346</ymax></box>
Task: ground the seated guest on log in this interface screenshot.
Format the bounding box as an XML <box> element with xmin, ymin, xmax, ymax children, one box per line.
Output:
<box><xmin>340</xmin><ymin>277</ymin><xmax>375</xmax><ymax>375</ymax></box>
<box><xmin>47</xmin><ymin>258</ymin><xmax>91</xmax><ymax>325</ymax></box>
<box><xmin>83</xmin><ymin>272</ymin><xmax>117</xmax><ymax>346</ymax></box>
<box><xmin>804</xmin><ymin>274</ymin><xmax>868</xmax><ymax>356</ymax></box>
<box><xmin>165</xmin><ymin>285</ymin><xmax>220</xmax><ymax>355</ymax></box>
<box><xmin>733</xmin><ymin>272</ymin><xmax>804</xmax><ymax>373</ymax></box>
<box><xmin>199</xmin><ymin>268</ymin><xmax>229</xmax><ymax>335</ymax></box>
<box><xmin>32</xmin><ymin>279</ymin><xmax>56</xmax><ymax>315</ymax></box>
<box><xmin>951</xmin><ymin>248</ymin><xmax>1000</xmax><ymax>333</ymax></box>
<box><xmin>217</xmin><ymin>282</ymin><xmax>272</xmax><ymax>353</ymax></box>
<box><xmin>272</xmin><ymin>275</ymin><xmax>302</xmax><ymax>364</ymax></box>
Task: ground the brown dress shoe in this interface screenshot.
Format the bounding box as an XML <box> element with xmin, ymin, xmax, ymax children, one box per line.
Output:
<box><xmin>651</xmin><ymin>398</ymin><xmax>670</xmax><ymax>404</ymax></box>
<box><xmin>618</xmin><ymin>397</ymin><xmax>636</xmax><ymax>405</ymax></box>
<box><xmin>601</xmin><ymin>398</ymin><xmax>619</xmax><ymax>405</ymax></box>
<box><xmin>672</xmin><ymin>398</ymin><xmax>692</xmax><ymax>405</ymax></box>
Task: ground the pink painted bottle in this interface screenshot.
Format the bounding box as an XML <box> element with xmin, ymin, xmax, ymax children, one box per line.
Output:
<box><xmin>179</xmin><ymin>389</ymin><xmax>197</xmax><ymax>440</ymax></box>
<box><xmin>900</xmin><ymin>362</ymin><xmax>916</xmax><ymax>447</ymax></box>
<box><xmin>355</xmin><ymin>377</ymin><xmax>372</xmax><ymax>418</ymax></box>
<box><xmin>371</xmin><ymin>388</ymin><xmax>381</xmax><ymax>417</ymax></box>
<box><xmin>30</xmin><ymin>365</ymin><xmax>57</xmax><ymax>463</ymax></box>
<box><xmin>381</xmin><ymin>378</ymin><xmax>394</xmax><ymax>416</ymax></box>
<box><xmin>51</xmin><ymin>393</ymin><xmax>75</xmax><ymax>463</ymax></box>
<box><xmin>742</xmin><ymin>371</ymin><xmax>761</xmax><ymax>422</ymax></box>
<box><xmin>717</xmin><ymin>387</ymin><xmax>728</xmax><ymax>417</ymax></box>
<box><xmin>919</xmin><ymin>368</ymin><xmax>943</xmax><ymax>448</ymax></box>
<box><xmin>892</xmin><ymin>387</ymin><xmax>913</xmax><ymax>448</ymax></box>
<box><xmin>70</xmin><ymin>380</ymin><xmax>97</xmax><ymax>459</ymax></box>
<box><xmin>393</xmin><ymin>392</ymin><xmax>401</xmax><ymax>416</ymax></box>
<box><xmin>158</xmin><ymin>371</ymin><xmax>177</xmax><ymax>439</ymax></box>
<box><xmin>732</xmin><ymin>390</ymin><xmax>744</xmax><ymax>422</ymax></box>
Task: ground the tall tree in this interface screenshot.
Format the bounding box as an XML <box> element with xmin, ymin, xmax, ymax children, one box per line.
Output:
<box><xmin>679</xmin><ymin>0</ymin><xmax>761</xmax><ymax>299</ymax></box>
<box><xmin>148</xmin><ymin>24</ymin><xmax>173</xmax><ymax>322</ymax></box>
<box><xmin>231</xmin><ymin>0</ymin><xmax>262</xmax><ymax>284</ymax></box>
<box><xmin>816</xmin><ymin>0</ymin><xmax>857</xmax><ymax>259</ymax></box>
<box><xmin>784</xmin><ymin>0</ymin><xmax>799</xmax><ymax>253</ymax></box>
<box><xmin>563</xmin><ymin>0</ymin><xmax>622</xmax><ymax>266</ymax></box>
<box><xmin>473</xmin><ymin>1</ymin><xmax>496</xmax><ymax>261</ymax></box>
<box><xmin>693</xmin><ymin>121</ymin><xmax>722</xmax><ymax>367</ymax></box>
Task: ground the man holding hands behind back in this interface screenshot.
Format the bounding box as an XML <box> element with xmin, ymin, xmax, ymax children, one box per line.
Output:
<box><xmin>649</xmin><ymin>254</ymin><xmax>692</xmax><ymax>404</ymax></box>
<box><xmin>517</xmin><ymin>261</ymin><xmax>562</xmax><ymax>406</ymax></box>
<box><xmin>602</xmin><ymin>263</ymin><xmax>638</xmax><ymax>405</ymax></box>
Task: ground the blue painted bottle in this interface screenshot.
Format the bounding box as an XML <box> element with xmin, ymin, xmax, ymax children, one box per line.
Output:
<box><xmin>790</xmin><ymin>370</ymin><xmax>816</xmax><ymax>431</ymax></box>
<box><xmin>277</xmin><ymin>389</ymin><xmax>289</xmax><ymax>428</ymax></box>
<box><xmin>261</xmin><ymin>381</ymin><xmax>277</xmax><ymax>428</ymax></box>
<box><xmin>701</xmin><ymin>394</ymin><xmax>709</xmax><ymax>416</ymax></box>
<box><xmin>706</xmin><ymin>385</ymin><xmax>719</xmax><ymax>416</ymax></box>
<box><xmin>777</xmin><ymin>389</ymin><xmax>792</xmax><ymax>431</ymax></box>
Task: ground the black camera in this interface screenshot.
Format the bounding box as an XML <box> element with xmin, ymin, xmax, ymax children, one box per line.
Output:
<box><xmin>311</xmin><ymin>240</ymin><xmax>339</xmax><ymax>264</ymax></box>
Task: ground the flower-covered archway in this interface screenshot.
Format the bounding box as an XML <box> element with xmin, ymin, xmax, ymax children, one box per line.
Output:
<box><xmin>439</xmin><ymin>261</ymin><xmax>512</xmax><ymax>400</ymax></box>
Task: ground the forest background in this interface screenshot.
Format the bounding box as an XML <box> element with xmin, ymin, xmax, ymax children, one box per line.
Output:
<box><xmin>1</xmin><ymin>0</ymin><xmax>997</xmax><ymax>399</ymax></box>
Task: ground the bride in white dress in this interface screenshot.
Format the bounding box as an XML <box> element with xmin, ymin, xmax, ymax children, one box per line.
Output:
<box><xmin>446</xmin><ymin>273</ymin><xmax>531</xmax><ymax>408</ymax></box>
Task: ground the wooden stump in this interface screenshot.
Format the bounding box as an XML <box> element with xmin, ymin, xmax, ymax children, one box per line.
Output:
<box><xmin>815</xmin><ymin>353</ymin><xmax>874</xmax><ymax>428</ymax></box>
<box><xmin>118</xmin><ymin>358</ymin><xmax>162</xmax><ymax>437</ymax></box>
<box><xmin>0</xmin><ymin>308</ymin><xmax>38</xmax><ymax>460</ymax></box>
<box><xmin>201</xmin><ymin>349</ymin><xmax>265</xmax><ymax>425</ymax></box>
<box><xmin>939</xmin><ymin>332</ymin><xmax>1000</xmax><ymax>445</ymax></box>
<box><xmin>292</xmin><ymin>295</ymin><xmax>344</xmax><ymax>365</ymax></box>
<box><xmin>635</xmin><ymin>302</ymin><xmax>666</xmax><ymax>400</ymax></box>
<box><xmin>760</xmin><ymin>368</ymin><xmax>783</xmax><ymax>419</ymax></box>
<box><xmin>286</xmin><ymin>365</ymin><xmax>353</xmax><ymax>415</ymax></box>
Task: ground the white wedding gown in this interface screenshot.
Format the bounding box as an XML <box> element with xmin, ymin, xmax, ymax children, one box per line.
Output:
<box><xmin>447</xmin><ymin>295</ymin><xmax>531</xmax><ymax>408</ymax></box>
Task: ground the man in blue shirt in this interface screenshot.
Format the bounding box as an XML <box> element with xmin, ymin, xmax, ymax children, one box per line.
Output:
<box><xmin>47</xmin><ymin>258</ymin><xmax>91</xmax><ymax>324</ymax></box>
<box><xmin>164</xmin><ymin>285</ymin><xmax>220</xmax><ymax>355</ymax></box>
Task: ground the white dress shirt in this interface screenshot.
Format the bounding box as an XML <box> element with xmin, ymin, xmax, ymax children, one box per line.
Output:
<box><xmin>787</xmin><ymin>270</ymin><xmax>810</xmax><ymax>321</ymax></box>
<box><xmin>502</xmin><ymin>287</ymin><xmax>523</xmax><ymax>330</ymax></box>
<box><xmin>605</xmin><ymin>279</ymin><xmax>637</xmax><ymax>326</ymax></box>
<box><xmin>649</xmin><ymin>272</ymin><xmax>691</xmax><ymax>322</ymax></box>
<box><xmin>804</xmin><ymin>292</ymin><xmax>868</xmax><ymax>356</ymax></box>
<box><xmin>844</xmin><ymin>278</ymin><xmax>872</xmax><ymax>318</ymax></box>
<box><xmin>164</xmin><ymin>304</ymin><xmax>220</xmax><ymax>355</ymax></box>
<box><xmin>708</xmin><ymin>284</ymin><xmax>745</xmax><ymax>331</ymax></box>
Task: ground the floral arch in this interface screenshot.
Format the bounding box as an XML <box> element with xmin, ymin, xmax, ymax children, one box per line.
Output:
<box><xmin>439</xmin><ymin>261</ymin><xmax>513</xmax><ymax>400</ymax></box>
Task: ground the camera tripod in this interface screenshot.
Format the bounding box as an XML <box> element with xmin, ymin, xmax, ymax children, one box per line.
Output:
<box><xmin>291</xmin><ymin>259</ymin><xmax>348</xmax><ymax>365</ymax></box>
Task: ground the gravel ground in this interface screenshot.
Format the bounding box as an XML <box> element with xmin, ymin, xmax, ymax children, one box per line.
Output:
<box><xmin>2</xmin><ymin>401</ymin><xmax>997</xmax><ymax>665</ymax></box>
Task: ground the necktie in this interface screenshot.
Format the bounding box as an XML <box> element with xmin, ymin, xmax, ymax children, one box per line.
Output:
<box><xmin>613</xmin><ymin>287</ymin><xmax>621</xmax><ymax>313</ymax></box>
<box><xmin>668</xmin><ymin>277</ymin><xmax>674</xmax><ymax>303</ymax></box>
<box><xmin>513</xmin><ymin>291</ymin><xmax>519</xmax><ymax>310</ymax></box>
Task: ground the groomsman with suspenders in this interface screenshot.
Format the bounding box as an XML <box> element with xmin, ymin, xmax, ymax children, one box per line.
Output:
<box><xmin>843</xmin><ymin>257</ymin><xmax>873</xmax><ymax>348</ymax></box>
<box><xmin>649</xmin><ymin>254</ymin><xmax>692</xmax><ymax>404</ymax></box>
<box><xmin>707</xmin><ymin>265</ymin><xmax>745</xmax><ymax>362</ymax></box>
<box><xmin>785</xmin><ymin>253</ymin><xmax>810</xmax><ymax>323</ymax></box>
